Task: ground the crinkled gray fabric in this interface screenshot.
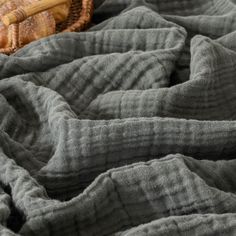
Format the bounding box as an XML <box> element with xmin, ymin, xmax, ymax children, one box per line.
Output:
<box><xmin>1</xmin><ymin>0</ymin><xmax>236</xmax><ymax>235</ymax></box>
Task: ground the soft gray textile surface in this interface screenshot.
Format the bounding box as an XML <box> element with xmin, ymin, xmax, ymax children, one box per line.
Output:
<box><xmin>1</xmin><ymin>0</ymin><xmax>236</xmax><ymax>235</ymax></box>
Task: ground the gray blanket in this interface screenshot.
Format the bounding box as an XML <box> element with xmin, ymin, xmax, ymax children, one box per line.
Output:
<box><xmin>1</xmin><ymin>0</ymin><xmax>236</xmax><ymax>235</ymax></box>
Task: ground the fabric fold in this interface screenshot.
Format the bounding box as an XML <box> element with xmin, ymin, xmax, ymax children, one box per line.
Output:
<box><xmin>1</xmin><ymin>0</ymin><xmax>236</xmax><ymax>235</ymax></box>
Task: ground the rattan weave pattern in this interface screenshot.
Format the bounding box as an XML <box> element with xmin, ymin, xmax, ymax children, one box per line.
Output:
<box><xmin>0</xmin><ymin>0</ymin><xmax>93</xmax><ymax>54</ymax></box>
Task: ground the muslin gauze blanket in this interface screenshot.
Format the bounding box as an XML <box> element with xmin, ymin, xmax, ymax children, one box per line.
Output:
<box><xmin>1</xmin><ymin>0</ymin><xmax>236</xmax><ymax>235</ymax></box>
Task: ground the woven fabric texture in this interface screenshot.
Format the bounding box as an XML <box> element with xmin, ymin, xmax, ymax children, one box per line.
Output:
<box><xmin>1</xmin><ymin>0</ymin><xmax>236</xmax><ymax>235</ymax></box>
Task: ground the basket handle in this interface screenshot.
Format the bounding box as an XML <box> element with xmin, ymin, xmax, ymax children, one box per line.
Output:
<box><xmin>1</xmin><ymin>0</ymin><xmax>69</xmax><ymax>26</ymax></box>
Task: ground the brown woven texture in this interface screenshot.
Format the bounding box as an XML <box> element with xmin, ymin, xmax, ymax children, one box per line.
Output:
<box><xmin>0</xmin><ymin>0</ymin><xmax>93</xmax><ymax>54</ymax></box>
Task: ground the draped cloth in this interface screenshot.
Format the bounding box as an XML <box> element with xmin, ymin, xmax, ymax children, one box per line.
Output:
<box><xmin>1</xmin><ymin>0</ymin><xmax>236</xmax><ymax>235</ymax></box>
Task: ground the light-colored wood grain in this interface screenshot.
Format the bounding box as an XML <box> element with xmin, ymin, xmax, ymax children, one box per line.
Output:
<box><xmin>1</xmin><ymin>0</ymin><xmax>70</xmax><ymax>26</ymax></box>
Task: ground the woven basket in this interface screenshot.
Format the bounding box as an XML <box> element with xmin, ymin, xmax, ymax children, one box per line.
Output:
<box><xmin>0</xmin><ymin>0</ymin><xmax>93</xmax><ymax>54</ymax></box>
